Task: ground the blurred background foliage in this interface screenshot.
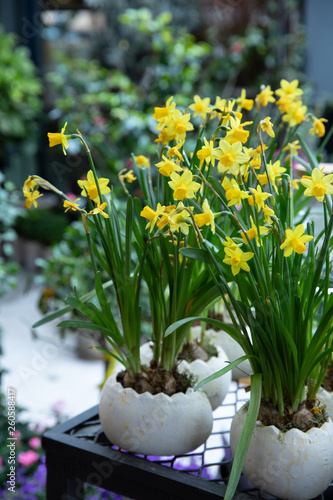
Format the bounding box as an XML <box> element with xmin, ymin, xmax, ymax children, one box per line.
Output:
<box><xmin>44</xmin><ymin>0</ymin><xmax>307</xmax><ymax>185</ymax></box>
<box><xmin>0</xmin><ymin>27</ymin><xmax>42</xmax><ymax>140</ymax></box>
<box><xmin>0</xmin><ymin>173</ymin><xmax>22</xmax><ymax>296</ymax></box>
<box><xmin>0</xmin><ymin>25</ymin><xmax>42</xmax><ymax>187</ymax></box>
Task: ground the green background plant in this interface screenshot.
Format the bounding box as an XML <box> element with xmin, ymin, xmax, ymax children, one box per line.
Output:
<box><xmin>0</xmin><ymin>26</ymin><xmax>42</xmax><ymax>186</ymax></box>
<box><xmin>0</xmin><ymin>173</ymin><xmax>22</xmax><ymax>296</ymax></box>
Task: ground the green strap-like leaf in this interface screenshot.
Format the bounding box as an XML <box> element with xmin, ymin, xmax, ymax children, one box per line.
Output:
<box><xmin>57</xmin><ymin>319</ymin><xmax>118</xmax><ymax>338</ymax></box>
<box><xmin>91</xmin><ymin>346</ymin><xmax>124</xmax><ymax>365</ymax></box>
<box><xmin>195</xmin><ymin>355</ymin><xmax>252</xmax><ymax>391</ymax></box>
<box><xmin>179</xmin><ymin>246</ymin><xmax>214</xmax><ymax>264</ymax></box>
<box><xmin>224</xmin><ymin>373</ymin><xmax>262</xmax><ymax>500</ymax></box>
<box><xmin>164</xmin><ymin>316</ymin><xmax>239</xmax><ymax>340</ymax></box>
<box><xmin>32</xmin><ymin>280</ymin><xmax>114</xmax><ymax>328</ymax></box>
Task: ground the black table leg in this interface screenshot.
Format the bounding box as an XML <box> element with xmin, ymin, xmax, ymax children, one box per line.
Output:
<box><xmin>45</xmin><ymin>452</ymin><xmax>84</xmax><ymax>500</ymax></box>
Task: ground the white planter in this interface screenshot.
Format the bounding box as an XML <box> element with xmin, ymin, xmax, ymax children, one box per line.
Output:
<box><xmin>177</xmin><ymin>346</ymin><xmax>231</xmax><ymax>411</ymax></box>
<box><xmin>317</xmin><ymin>387</ymin><xmax>333</xmax><ymax>420</ymax></box>
<box><xmin>140</xmin><ymin>341</ymin><xmax>231</xmax><ymax>411</ymax></box>
<box><xmin>212</xmin><ymin>329</ymin><xmax>252</xmax><ymax>380</ymax></box>
<box><xmin>99</xmin><ymin>377</ymin><xmax>213</xmax><ymax>456</ymax></box>
<box><xmin>230</xmin><ymin>403</ymin><xmax>333</xmax><ymax>500</ymax></box>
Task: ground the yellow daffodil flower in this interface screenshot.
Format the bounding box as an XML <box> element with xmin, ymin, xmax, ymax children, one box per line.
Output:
<box><xmin>292</xmin><ymin>179</ymin><xmax>301</xmax><ymax>190</ymax></box>
<box><xmin>309</xmin><ymin>117</ymin><xmax>328</xmax><ymax>138</ymax></box>
<box><xmin>23</xmin><ymin>189</ymin><xmax>43</xmax><ymax>209</ymax></box>
<box><xmin>263</xmin><ymin>204</ymin><xmax>275</xmax><ymax>225</ymax></box>
<box><xmin>134</xmin><ymin>155</ymin><xmax>150</xmax><ymax>168</ymax></box>
<box><xmin>123</xmin><ymin>170</ymin><xmax>137</xmax><ymax>183</ymax></box>
<box><xmin>260</xmin><ymin>117</ymin><xmax>275</xmax><ymax>138</ymax></box>
<box><xmin>169</xmin><ymin>203</ymin><xmax>191</xmax><ymax>235</ymax></box>
<box><xmin>140</xmin><ymin>203</ymin><xmax>166</xmax><ymax>232</ymax></box>
<box><xmin>282</xmin><ymin>101</ymin><xmax>307</xmax><ymax>127</ymax></box>
<box><xmin>248</xmin><ymin>185</ymin><xmax>270</xmax><ymax>212</ymax></box>
<box><xmin>23</xmin><ymin>176</ymin><xmax>37</xmax><ymax>194</ymax></box>
<box><xmin>168</xmin><ymin>170</ymin><xmax>201</xmax><ymax>201</ymax></box>
<box><xmin>86</xmin><ymin>202</ymin><xmax>109</xmax><ymax>219</ymax></box>
<box><xmin>213</xmin><ymin>139</ymin><xmax>250</xmax><ymax>176</ymax></box>
<box><xmin>257</xmin><ymin>160</ymin><xmax>286</xmax><ymax>193</ymax></box>
<box><xmin>47</xmin><ymin>122</ymin><xmax>70</xmax><ymax>155</ymax></box>
<box><xmin>153</xmin><ymin>96</ymin><xmax>176</xmax><ymax>130</ymax></box>
<box><xmin>63</xmin><ymin>198</ymin><xmax>81</xmax><ymax>213</ymax></box>
<box><xmin>236</xmin><ymin>89</ymin><xmax>254</xmax><ymax>113</ymax></box>
<box><xmin>157</xmin><ymin>214</ymin><xmax>172</xmax><ymax>231</ymax></box>
<box><xmin>154</xmin><ymin>128</ymin><xmax>174</xmax><ymax>146</ymax></box>
<box><xmin>221</xmin><ymin>175</ymin><xmax>232</xmax><ymax>191</ymax></box>
<box><xmin>222</xmin><ymin>237</ymin><xmax>239</xmax><ymax>252</ymax></box>
<box><xmin>156</xmin><ymin>204</ymin><xmax>177</xmax><ymax>231</ymax></box>
<box><xmin>194</xmin><ymin>199</ymin><xmax>215</xmax><ymax>233</ymax></box>
<box><xmin>275</xmin><ymin>79</ymin><xmax>303</xmax><ymax>100</ymax></box>
<box><xmin>311</xmin><ymin>406</ymin><xmax>323</xmax><ymax>415</ymax></box>
<box><xmin>165</xmin><ymin>109</ymin><xmax>194</xmax><ymax>141</ymax></box>
<box><xmin>301</xmin><ymin>168</ymin><xmax>333</xmax><ymax>202</ymax></box>
<box><xmin>255</xmin><ymin>85</ymin><xmax>275</xmax><ymax>108</ymax></box>
<box><xmin>197</xmin><ymin>137</ymin><xmax>215</xmax><ymax>167</ymax></box>
<box><xmin>213</xmin><ymin>99</ymin><xmax>242</xmax><ymax>125</ymax></box>
<box><xmin>241</xmin><ymin>216</ymin><xmax>269</xmax><ymax>247</ymax></box>
<box><xmin>156</xmin><ymin>156</ymin><xmax>183</xmax><ymax>177</ymax></box>
<box><xmin>225</xmin><ymin>179</ymin><xmax>249</xmax><ymax>207</ymax></box>
<box><xmin>280</xmin><ymin>224</ymin><xmax>313</xmax><ymax>257</ymax></box>
<box><xmin>77</xmin><ymin>170</ymin><xmax>110</xmax><ymax>203</ymax></box>
<box><xmin>189</xmin><ymin>95</ymin><xmax>211</xmax><ymax>119</ymax></box>
<box><xmin>249</xmin><ymin>144</ymin><xmax>267</xmax><ymax>169</ymax></box>
<box><xmin>167</xmin><ymin>140</ymin><xmax>185</xmax><ymax>161</ymax></box>
<box><xmin>275</xmin><ymin>94</ymin><xmax>294</xmax><ymax>114</ymax></box>
<box><xmin>282</xmin><ymin>140</ymin><xmax>301</xmax><ymax>156</ymax></box>
<box><xmin>225</xmin><ymin>116</ymin><xmax>252</xmax><ymax>144</ymax></box>
<box><xmin>223</xmin><ymin>246</ymin><xmax>254</xmax><ymax>276</ymax></box>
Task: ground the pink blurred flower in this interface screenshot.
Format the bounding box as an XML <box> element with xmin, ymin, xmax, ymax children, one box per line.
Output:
<box><xmin>52</xmin><ymin>400</ymin><xmax>66</xmax><ymax>415</ymax></box>
<box><xmin>65</xmin><ymin>192</ymin><xmax>77</xmax><ymax>201</ymax></box>
<box><xmin>29</xmin><ymin>437</ymin><xmax>41</xmax><ymax>449</ymax></box>
<box><xmin>13</xmin><ymin>430</ymin><xmax>21</xmax><ymax>439</ymax></box>
<box><xmin>93</xmin><ymin>116</ymin><xmax>106</xmax><ymax>127</ymax></box>
<box><xmin>0</xmin><ymin>456</ymin><xmax>3</xmax><ymax>468</ymax></box>
<box><xmin>18</xmin><ymin>450</ymin><xmax>39</xmax><ymax>467</ymax></box>
<box><xmin>230</xmin><ymin>41</ymin><xmax>243</xmax><ymax>53</ymax></box>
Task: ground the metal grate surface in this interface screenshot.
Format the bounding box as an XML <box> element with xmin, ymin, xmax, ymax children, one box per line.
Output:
<box><xmin>66</xmin><ymin>380</ymin><xmax>333</xmax><ymax>499</ymax></box>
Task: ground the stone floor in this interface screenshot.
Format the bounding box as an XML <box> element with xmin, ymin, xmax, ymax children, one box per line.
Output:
<box><xmin>0</xmin><ymin>277</ymin><xmax>105</xmax><ymax>425</ymax></box>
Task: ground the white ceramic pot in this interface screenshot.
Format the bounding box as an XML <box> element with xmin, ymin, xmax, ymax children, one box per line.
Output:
<box><xmin>212</xmin><ymin>329</ymin><xmax>252</xmax><ymax>380</ymax></box>
<box><xmin>140</xmin><ymin>341</ymin><xmax>231</xmax><ymax>411</ymax></box>
<box><xmin>99</xmin><ymin>377</ymin><xmax>213</xmax><ymax>456</ymax></box>
<box><xmin>177</xmin><ymin>346</ymin><xmax>231</xmax><ymax>411</ymax></box>
<box><xmin>317</xmin><ymin>387</ymin><xmax>333</xmax><ymax>420</ymax></box>
<box><xmin>230</xmin><ymin>403</ymin><xmax>333</xmax><ymax>500</ymax></box>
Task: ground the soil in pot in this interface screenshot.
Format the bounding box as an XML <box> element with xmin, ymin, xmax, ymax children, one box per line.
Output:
<box><xmin>257</xmin><ymin>397</ymin><xmax>328</xmax><ymax>432</ymax></box>
<box><xmin>178</xmin><ymin>339</ymin><xmax>218</xmax><ymax>363</ymax></box>
<box><xmin>116</xmin><ymin>362</ymin><xmax>196</xmax><ymax>396</ymax></box>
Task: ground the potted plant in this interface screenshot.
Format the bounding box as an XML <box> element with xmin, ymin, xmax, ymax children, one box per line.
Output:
<box><xmin>24</xmin><ymin>79</ymin><xmax>333</xmax><ymax>495</ymax></box>
<box><xmin>24</xmin><ymin>127</ymin><xmax>219</xmax><ymax>457</ymax></box>
<box><xmin>128</xmin><ymin>143</ymin><xmax>232</xmax><ymax>411</ymax></box>
<box><xmin>152</xmin><ymin>84</ymin><xmax>333</xmax><ymax>498</ymax></box>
